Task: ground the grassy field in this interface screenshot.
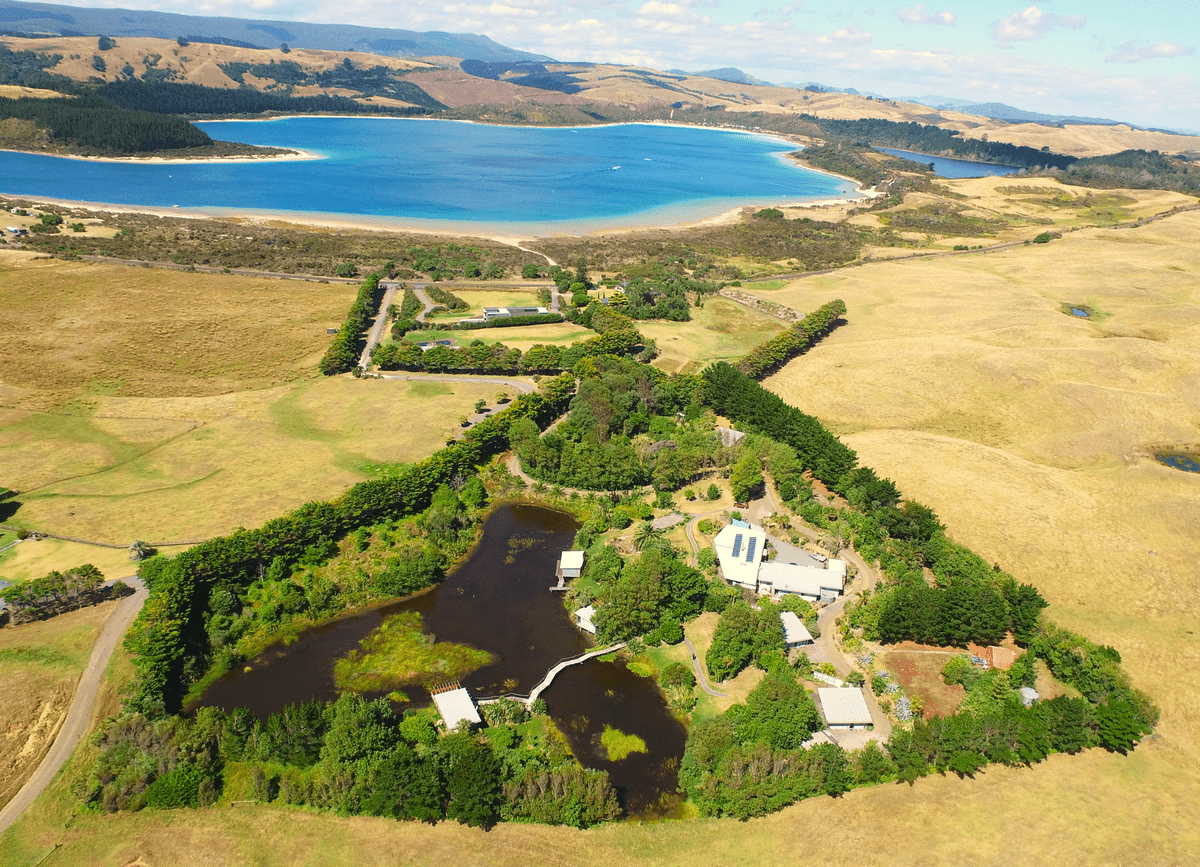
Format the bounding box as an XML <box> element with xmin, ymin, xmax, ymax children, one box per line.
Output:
<box><xmin>0</xmin><ymin>538</ymin><xmax>189</xmax><ymax>583</ymax></box>
<box><xmin>751</xmin><ymin>208</ymin><xmax>1200</xmax><ymax>787</ymax></box>
<box><xmin>0</xmin><ymin>601</ymin><xmax>116</xmax><ymax>812</ymax></box>
<box><xmin>641</xmin><ymin>298</ymin><xmax>785</xmax><ymax>374</ymax></box>
<box><xmin>410</xmin><ymin>322</ymin><xmax>595</xmax><ymax>351</ymax></box>
<box><xmin>0</xmin><ymin>257</ymin><xmax>521</xmax><ymax>543</ymax></box>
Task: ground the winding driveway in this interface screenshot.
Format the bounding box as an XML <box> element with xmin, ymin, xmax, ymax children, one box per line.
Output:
<box><xmin>683</xmin><ymin>636</ymin><xmax>727</xmax><ymax>698</ymax></box>
<box><xmin>0</xmin><ymin>576</ymin><xmax>148</xmax><ymax>836</ymax></box>
<box><xmin>358</xmin><ymin>281</ymin><xmax>399</xmax><ymax>369</ymax></box>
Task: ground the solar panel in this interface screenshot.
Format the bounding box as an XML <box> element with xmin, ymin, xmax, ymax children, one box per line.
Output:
<box><xmin>731</xmin><ymin>534</ymin><xmax>743</xmax><ymax>558</ymax></box>
<box><xmin>746</xmin><ymin>537</ymin><xmax>758</xmax><ymax>562</ymax></box>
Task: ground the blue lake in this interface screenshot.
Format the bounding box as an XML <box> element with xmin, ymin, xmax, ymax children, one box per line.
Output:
<box><xmin>877</xmin><ymin>147</ymin><xmax>1022</xmax><ymax>179</ymax></box>
<box><xmin>0</xmin><ymin>118</ymin><xmax>858</xmax><ymax>233</ymax></box>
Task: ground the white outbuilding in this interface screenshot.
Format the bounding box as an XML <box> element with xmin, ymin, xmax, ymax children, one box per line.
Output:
<box><xmin>780</xmin><ymin>611</ymin><xmax>814</xmax><ymax>648</ymax></box>
<box><xmin>817</xmin><ymin>687</ymin><xmax>873</xmax><ymax>730</ymax></box>
<box><xmin>575</xmin><ymin>604</ymin><xmax>597</xmax><ymax>635</ymax></box>
<box><xmin>431</xmin><ymin>686</ymin><xmax>481</xmax><ymax>732</ymax></box>
<box><xmin>559</xmin><ymin>550</ymin><xmax>586</xmax><ymax>579</ymax></box>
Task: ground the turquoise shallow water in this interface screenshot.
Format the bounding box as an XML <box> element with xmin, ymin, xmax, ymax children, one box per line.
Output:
<box><xmin>0</xmin><ymin>117</ymin><xmax>857</xmax><ymax>232</ymax></box>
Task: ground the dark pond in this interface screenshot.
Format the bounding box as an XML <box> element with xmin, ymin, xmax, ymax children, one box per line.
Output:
<box><xmin>876</xmin><ymin>146</ymin><xmax>1022</xmax><ymax>179</ymax></box>
<box><xmin>1156</xmin><ymin>453</ymin><xmax>1200</xmax><ymax>474</ymax></box>
<box><xmin>195</xmin><ymin>502</ymin><xmax>686</xmax><ymax>816</ymax></box>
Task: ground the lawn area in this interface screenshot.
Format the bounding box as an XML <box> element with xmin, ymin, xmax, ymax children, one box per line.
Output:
<box><xmin>424</xmin><ymin>289</ymin><xmax>543</xmax><ymax>319</ymax></box>
<box><xmin>0</xmin><ymin>600</ymin><xmax>116</xmax><ymax>811</ymax></box>
<box><xmin>412</xmin><ymin>322</ymin><xmax>595</xmax><ymax>352</ymax></box>
<box><xmin>640</xmin><ymin>298</ymin><xmax>784</xmax><ymax>374</ymax></box>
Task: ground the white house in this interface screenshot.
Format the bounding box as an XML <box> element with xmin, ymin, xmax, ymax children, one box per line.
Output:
<box><xmin>713</xmin><ymin>520</ymin><xmax>766</xmax><ymax>590</ymax></box>
<box><xmin>817</xmin><ymin>687</ymin><xmax>873</xmax><ymax>730</ymax></box>
<box><xmin>780</xmin><ymin>611</ymin><xmax>813</xmax><ymax>648</ymax></box>
<box><xmin>431</xmin><ymin>687</ymin><xmax>481</xmax><ymax>732</ymax></box>
<box><xmin>559</xmin><ymin>550</ymin><xmax>585</xmax><ymax>579</ymax></box>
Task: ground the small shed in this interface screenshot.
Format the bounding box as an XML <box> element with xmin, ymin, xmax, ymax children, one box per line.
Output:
<box><xmin>817</xmin><ymin>687</ymin><xmax>873</xmax><ymax>730</ymax></box>
<box><xmin>575</xmin><ymin>604</ymin><xmax>597</xmax><ymax>635</ymax></box>
<box><xmin>559</xmin><ymin>550</ymin><xmax>586</xmax><ymax>579</ymax></box>
<box><xmin>780</xmin><ymin>611</ymin><xmax>813</xmax><ymax>648</ymax></box>
<box><xmin>1019</xmin><ymin>687</ymin><xmax>1040</xmax><ymax>708</ymax></box>
<box><xmin>431</xmin><ymin>686</ymin><xmax>481</xmax><ymax>732</ymax></box>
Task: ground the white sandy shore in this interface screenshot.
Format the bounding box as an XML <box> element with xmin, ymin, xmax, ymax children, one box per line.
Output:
<box><xmin>3</xmin><ymin>188</ymin><xmax>874</xmax><ymax>250</ymax></box>
<box><xmin>0</xmin><ymin>146</ymin><xmax>320</xmax><ymax>164</ymax></box>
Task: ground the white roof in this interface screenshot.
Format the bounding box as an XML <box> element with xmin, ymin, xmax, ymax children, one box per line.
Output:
<box><xmin>574</xmin><ymin>604</ymin><xmax>596</xmax><ymax>634</ymax></box>
<box><xmin>780</xmin><ymin>611</ymin><xmax>812</xmax><ymax>644</ymax></box>
<box><xmin>827</xmin><ymin>558</ymin><xmax>847</xmax><ymax>576</ymax></box>
<box><xmin>759</xmin><ymin>562</ymin><xmax>843</xmax><ymax>597</ymax></box>
<box><xmin>432</xmin><ymin>688</ymin><xmax>481</xmax><ymax>731</ymax></box>
<box><xmin>818</xmin><ymin>687</ymin><xmax>873</xmax><ymax>726</ymax></box>
<box><xmin>713</xmin><ymin>522</ymin><xmax>766</xmax><ymax>589</ymax></box>
<box><xmin>561</xmin><ymin>551</ymin><xmax>585</xmax><ymax>570</ymax></box>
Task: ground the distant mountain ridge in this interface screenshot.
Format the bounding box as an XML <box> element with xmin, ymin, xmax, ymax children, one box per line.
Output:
<box><xmin>0</xmin><ymin>0</ymin><xmax>548</xmax><ymax>62</ymax></box>
<box><xmin>900</xmin><ymin>95</ymin><xmax>1123</xmax><ymax>127</ymax></box>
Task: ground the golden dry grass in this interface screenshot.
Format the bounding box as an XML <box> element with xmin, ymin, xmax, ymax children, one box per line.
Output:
<box><xmin>753</xmin><ymin>209</ymin><xmax>1200</xmax><ymax>772</ymax></box>
<box><xmin>0</xmin><ymin>601</ymin><xmax>115</xmax><ymax>811</ymax></box>
<box><xmin>0</xmin><ymin>259</ymin><xmax>514</xmax><ymax>542</ymax></box>
<box><xmin>0</xmin><ymin>538</ymin><xmax>187</xmax><ymax>583</ymax></box>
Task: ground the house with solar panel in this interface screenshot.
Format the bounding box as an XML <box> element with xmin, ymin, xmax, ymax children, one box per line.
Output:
<box><xmin>713</xmin><ymin>519</ymin><xmax>846</xmax><ymax>601</ymax></box>
<box><xmin>713</xmin><ymin>519</ymin><xmax>766</xmax><ymax>590</ymax></box>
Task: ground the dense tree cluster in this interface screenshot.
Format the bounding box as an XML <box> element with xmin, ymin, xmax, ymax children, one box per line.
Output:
<box><xmin>372</xmin><ymin>320</ymin><xmax>646</xmax><ymax>376</ymax></box>
<box><xmin>736</xmin><ymin>298</ymin><xmax>846</xmax><ymax>379</ymax></box>
<box><xmin>0</xmin><ymin>563</ymin><xmax>112</xmax><ymax>624</ymax></box>
<box><xmin>94</xmin><ymin>80</ymin><xmax>428</xmax><ymax>119</ymax></box>
<box><xmin>705</xmin><ymin>600</ymin><xmax>786</xmax><ymax>681</ymax></box>
<box><xmin>319</xmin><ymin>272</ymin><xmax>384</xmax><ymax>375</ymax></box>
<box><xmin>86</xmin><ymin>693</ymin><xmax>619</xmax><ymax>827</ymax></box>
<box><xmin>1053</xmin><ymin>149</ymin><xmax>1200</xmax><ymax>195</ymax></box>
<box><xmin>702</xmin><ymin>362</ymin><xmax>858</xmax><ymax>487</ymax></box>
<box><xmin>807</xmin><ymin>116</ymin><xmax>1077</xmax><ymax>169</ymax></box>
<box><xmin>0</xmin><ymin>95</ymin><xmax>212</xmax><ymax>154</ymax></box>
<box><xmin>511</xmin><ymin>356</ymin><xmax>722</xmax><ymax>491</ymax></box>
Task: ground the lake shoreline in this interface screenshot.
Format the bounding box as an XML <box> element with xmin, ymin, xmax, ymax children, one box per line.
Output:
<box><xmin>0</xmin><ymin>116</ymin><xmax>870</xmax><ymax>237</ymax></box>
<box><xmin>0</xmin><ymin>145</ymin><xmax>320</xmax><ymax>165</ymax></box>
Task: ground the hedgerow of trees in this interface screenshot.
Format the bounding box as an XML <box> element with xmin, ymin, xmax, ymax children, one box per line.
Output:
<box><xmin>319</xmin><ymin>272</ymin><xmax>385</xmax><ymax>375</ymax></box>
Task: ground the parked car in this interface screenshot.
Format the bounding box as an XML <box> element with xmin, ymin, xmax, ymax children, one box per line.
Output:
<box><xmin>812</xmin><ymin>553</ymin><xmax>828</xmax><ymax>563</ymax></box>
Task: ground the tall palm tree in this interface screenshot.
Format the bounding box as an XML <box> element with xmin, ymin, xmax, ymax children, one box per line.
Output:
<box><xmin>633</xmin><ymin>521</ymin><xmax>663</xmax><ymax>551</ymax></box>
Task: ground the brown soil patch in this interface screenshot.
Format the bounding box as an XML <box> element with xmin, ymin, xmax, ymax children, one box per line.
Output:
<box><xmin>881</xmin><ymin>650</ymin><xmax>965</xmax><ymax>719</ymax></box>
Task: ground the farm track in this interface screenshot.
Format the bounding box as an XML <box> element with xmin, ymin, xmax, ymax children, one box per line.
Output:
<box><xmin>0</xmin><ymin>576</ymin><xmax>147</xmax><ymax>836</ymax></box>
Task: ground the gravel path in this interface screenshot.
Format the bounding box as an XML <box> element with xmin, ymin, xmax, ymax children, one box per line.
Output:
<box><xmin>683</xmin><ymin>636</ymin><xmax>727</xmax><ymax>698</ymax></box>
<box><xmin>0</xmin><ymin>576</ymin><xmax>148</xmax><ymax>835</ymax></box>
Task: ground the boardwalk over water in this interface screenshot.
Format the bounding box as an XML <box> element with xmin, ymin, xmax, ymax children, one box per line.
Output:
<box><xmin>478</xmin><ymin>642</ymin><xmax>627</xmax><ymax>708</ymax></box>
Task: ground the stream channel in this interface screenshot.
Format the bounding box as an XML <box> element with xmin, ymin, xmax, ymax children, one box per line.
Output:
<box><xmin>195</xmin><ymin>502</ymin><xmax>686</xmax><ymax>816</ymax></box>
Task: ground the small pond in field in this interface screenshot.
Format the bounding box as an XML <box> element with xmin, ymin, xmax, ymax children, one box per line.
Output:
<box><xmin>1155</xmin><ymin>453</ymin><xmax>1200</xmax><ymax>474</ymax></box>
<box><xmin>195</xmin><ymin>502</ymin><xmax>685</xmax><ymax>816</ymax></box>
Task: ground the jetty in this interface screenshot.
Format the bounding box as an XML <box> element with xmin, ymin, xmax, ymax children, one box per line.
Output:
<box><xmin>476</xmin><ymin>642</ymin><xmax>627</xmax><ymax>708</ymax></box>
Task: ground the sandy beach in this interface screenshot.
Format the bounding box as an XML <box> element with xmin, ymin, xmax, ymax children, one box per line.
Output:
<box><xmin>0</xmin><ymin>146</ymin><xmax>321</xmax><ymax>165</ymax></box>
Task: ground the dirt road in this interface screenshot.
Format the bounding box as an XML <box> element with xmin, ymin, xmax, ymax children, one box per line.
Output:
<box><xmin>0</xmin><ymin>576</ymin><xmax>147</xmax><ymax>835</ymax></box>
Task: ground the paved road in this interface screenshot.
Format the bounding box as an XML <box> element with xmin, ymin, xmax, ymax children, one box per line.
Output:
<box><xmin>683</xmin><ymin>636</ymin><xmax>727</xmax><ymax>697</ymax></box>
<box><xmin>412</xmin><ymin>286</ymin><xmax>438</xmax><ymax>322</ymax></box>
<box><xmin>358</xmin><ymin>282</ymin><xmax>399</xmax><ymax>369</ymax></box>
<box><xmin>0</xmin><ymin>576</ymin><xmax>148</xmax><ymax>835</ymax></box>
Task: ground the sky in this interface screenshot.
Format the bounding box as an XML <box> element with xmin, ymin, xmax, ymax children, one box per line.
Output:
<box><xmin>74</xmin><ymin>0</ymin><xmax>1199</xmax><ymax>130</ymax></box>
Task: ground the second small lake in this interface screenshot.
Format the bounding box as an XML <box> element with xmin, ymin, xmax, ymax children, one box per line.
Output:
<box><xmin>876</xmin><ymin>146</ymin><xmax>1022</xmax><ymax>178</ymax></box>
<box><xmin>196</xmin><ymin>502</ymin><xmax>686</xmax><ymax>815</ymax></box>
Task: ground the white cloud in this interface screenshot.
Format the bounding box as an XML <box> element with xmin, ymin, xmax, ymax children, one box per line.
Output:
<box><xmin>1106</xmin><ymin>40</ymin><xmax>1195</xmax><ymax>64</ymax></box>
<box><xmin>896</xmin><ymin>4</ymin><xmax>956</xmax><ymax>26</ymax></box>
<box><xmin>820</xmin><ymin>25</ymin><xmax>872</xmax><ymax>44</ymax></box>
<box><xmin>991</xmin><ymin>6</ymin><xmax>1085</xmax><ymax>46</ymax></box>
